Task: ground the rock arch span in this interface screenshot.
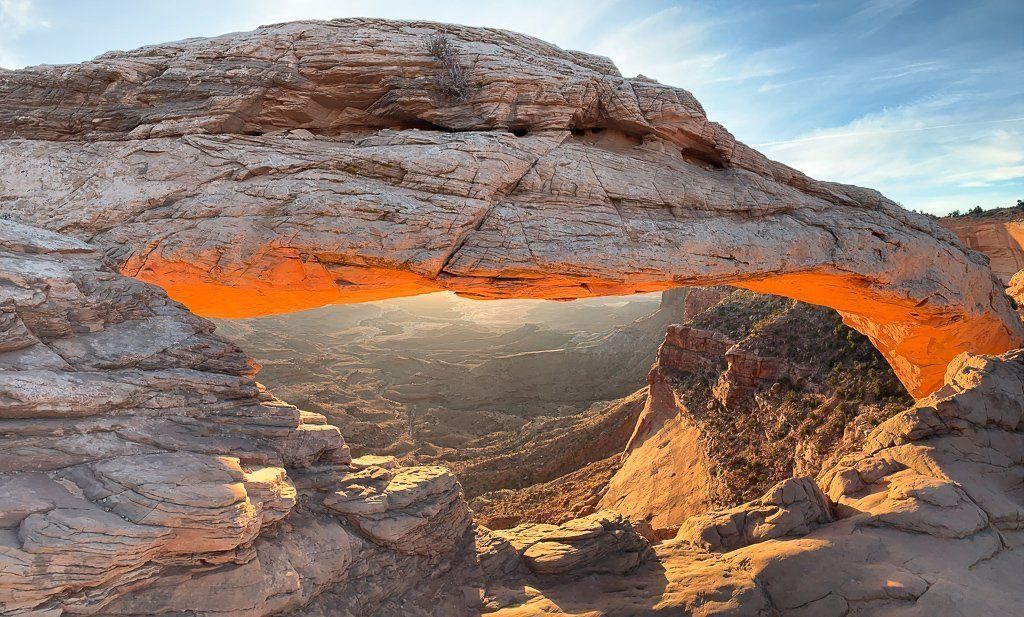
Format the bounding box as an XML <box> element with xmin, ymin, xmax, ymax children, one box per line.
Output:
<box><xmin>2</xmin><ymin>19</ymin><xmax>1024</xmax><ymax>616</ymax></box>
<box><xmin>0</xmin><ymin>19</ymin><xmax>1019</xmax><ymax>402</ymax></box>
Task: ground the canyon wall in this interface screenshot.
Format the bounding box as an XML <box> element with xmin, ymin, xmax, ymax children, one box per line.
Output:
<box><xmin>602</xmin><ymin>289</ymin><xmax>913</xmax><ymax>535</ymax></box>
<box><xmin>942</xmin><ymin>210</ymin><xmax>1024</xmax><ymax>282</ymax></box>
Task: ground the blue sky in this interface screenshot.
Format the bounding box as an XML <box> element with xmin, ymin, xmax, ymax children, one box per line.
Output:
<box><xmin>1</xmin><ymin>0</ymin><xmax>1021</xmax><ymax>215</ymax></box>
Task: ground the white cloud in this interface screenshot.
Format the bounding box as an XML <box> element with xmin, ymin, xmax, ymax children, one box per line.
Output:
<box><xmin>848</xmin><ymin>0</ymin><xmax>918</xmax><ymax>36</ymax></box>
<box><xmin>0</xmin><ymin>0</ymin><xmax>49</xmax><ymax>68</ymax></box>
<box><xmin>759</xmin><ymin>98</ymin><xmax>1024</xmax><ymax>214</ymax></box>
<box><xmin>0</xmin><ymin>0</ymin><xmax>48</xmax><ymax>30</ymax></box>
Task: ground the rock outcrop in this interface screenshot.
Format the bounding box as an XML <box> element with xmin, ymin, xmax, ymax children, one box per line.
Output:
<box><xmin>0</xmin><ymin>220</ymin><xmax>479</xmax><ymax>617</ymax></box>
<box><xmin>489</xmin><ymin>510</ymin><xmax>653</xmax><ymax>576</ymax></box>
<box><xmin>942</xmin><ymin>209</ymin><xmax>1024</xmax><ymax>281</ymax></box>
<box><xmin>676</xmin><ymin>477</ymin><xmax>832</xmax><ymax>552</ymax></box>
<box><xmin>482</xmin><ymin>349</ymin><xmax>1024</xmax><ymax>616</ymax></box>
<box><xmin>602</xmin><ymin>290</ymin><xmax>914</xmax><ymax>534</ymax></box>
<box><xmin>3</xmin><ymin>17</ymin><xmax>1024</xmax><ymax>617</ymax></box>
<box><xmin>0</xmin><ymin>19</ymin><xmax>1019</xmax><ymax>398</ymax></box>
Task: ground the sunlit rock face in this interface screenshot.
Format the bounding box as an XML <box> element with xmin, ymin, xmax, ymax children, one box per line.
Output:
<box><xmin>0</xmin><ymin>221</ymin><xmax>359</xmax><ymax>615</ymax></box>
<box><xmin>942</xmin><ymin>211</ymin><xmax>1024</xmax><ymax>282</ymax></box>
<box><xmin>487</xmin><ymin>349</ymin><xmax>1024</xmax><ymax>616</ymax></box>
<box><xmin>0</xmin><ymin>18</ymin><xmax>1020</xmax><ymax>398</ymax></box>
<box><xmin>3</xmin><ymin>17</ymin><xmax>1024</xmax><ymax>617</ymax></box>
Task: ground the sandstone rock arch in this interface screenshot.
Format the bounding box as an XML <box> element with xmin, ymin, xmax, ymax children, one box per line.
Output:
<box><xmin>0</xmin><ymin>19</ymin><xmax>1019</xmax><ymax>398</ymax></box>
<box><xmin>3</xmin><ymin>19</ymin><xmax>1024</xmax><ymax>617</ymax></box>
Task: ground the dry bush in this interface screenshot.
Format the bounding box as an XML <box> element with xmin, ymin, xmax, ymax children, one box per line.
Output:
<box><xmin>425</xmin><ymin>33</ymin><xmax>469</xmax><ymax>101</ymax></box>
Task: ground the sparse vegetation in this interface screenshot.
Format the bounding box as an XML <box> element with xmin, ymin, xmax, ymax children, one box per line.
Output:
<box><xmin>943</xmin><ymin>199</ymin><xmax>1023</xmax><ymax>218</ymax></box>
<box><xmin>425</xmin><ymin>33</ymin><xmax>470</xmax><ymax>101</ymax></box>
<box><xmin>660</xmin><ymin>291</ymin><xmax>911</xmax><ymax>508</ymax></box>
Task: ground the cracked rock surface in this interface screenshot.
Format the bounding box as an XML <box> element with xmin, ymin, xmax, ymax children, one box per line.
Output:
<box><xmin>0</xmin><ymin>18</ymin><xmax>1020</xmax><ymax>398</ymax></box>
<box><xmin>2</xmin><ymin>17</ymin><xmax>1024</xmax><ymax>617</ymax></box>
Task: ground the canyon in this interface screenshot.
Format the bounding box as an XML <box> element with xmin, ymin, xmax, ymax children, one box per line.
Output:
<box><xmin>2</xmin><ymin>17</ymin><xmax>1024</xmax><ymax>617</ymax></box>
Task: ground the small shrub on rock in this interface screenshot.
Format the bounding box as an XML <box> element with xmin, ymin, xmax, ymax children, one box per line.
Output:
<box><xmin>425</xmin><ymin>33</ymin><xmax>469</xmax><ymax>101</ymax></box>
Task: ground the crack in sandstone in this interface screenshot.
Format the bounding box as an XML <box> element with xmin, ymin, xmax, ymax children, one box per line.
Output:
<box><xmin>436</xmin><ymin>131</ymin><xmax>570</xmax><ymax>276</ymax></box>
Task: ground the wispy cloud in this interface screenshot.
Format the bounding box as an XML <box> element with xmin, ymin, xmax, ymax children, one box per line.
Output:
<box><xmin>0</xmin><ymin>0</ymin><xmax>49</xmax><ymax>68</ymax></box>
<box><xmin>756</xmin><ymin>116</ymin><xmax>1024</xmax><ymax>148</ymax></box>
<box><xmin>760</xmin><ymin>96</ymin><xmax>1024</xmax><ymax>212</ymax></box>
<box><xmin>848</xmin><ymin>0</ymin><xmax>918</xmax><ymax>36</ymax></box>
<box><xmin>0</xmin><ymin>0</ymin><xmax>48</xmax><ymax>30</ymax></box>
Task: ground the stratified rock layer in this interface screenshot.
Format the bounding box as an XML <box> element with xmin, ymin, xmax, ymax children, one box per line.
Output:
<box><xmin>0</xmin><ymin>18</ymin><xmax>1020</xmax><ymax>398</ymax></box>
<box><xmin>602</xmin><ymin>289</ymin><xmax>915</xmax><ymax>533</ymax></box>
<box><xmin>484</xmin><ymin>349</ymin><xmax>1024</xmax><ymax>616</ymax></box>
<box><xmin>2</xmin><ymin>17</ymin><xmax>1024</xmax><ymax>617</ymax></box>
<box><xmin>0</xmin><ymin>221</ymin><xmax>479</xmax><ymax>616</ymax></box>
<box><xmin>942</xmin><ymin>210</ymin><xmax>1024</xmax><ymax>282</ymax></box>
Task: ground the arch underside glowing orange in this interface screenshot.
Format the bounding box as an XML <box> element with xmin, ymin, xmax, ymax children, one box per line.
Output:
<box><xmin>135</xmin><ymin>248</ymin><xmax>1023</xmax><ymax>401</ymax></box>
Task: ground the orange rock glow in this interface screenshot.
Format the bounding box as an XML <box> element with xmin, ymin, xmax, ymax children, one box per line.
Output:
<box><xmin>131</xmin><ymin>252</ymin><xmax>440</xmax><ymax>318</ymax></box>
<box><xmin>130</xmin><ymin>251</ymin><xmax>1023</xmax><ymax>400</ymax></box>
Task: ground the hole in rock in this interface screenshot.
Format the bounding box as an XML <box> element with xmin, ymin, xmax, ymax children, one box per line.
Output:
<box><xmin>213</xmin><ymin>287</ymin><xmax>909</xmax><ymax>532</ymax></box>
<box><xmin>680</xmin><ymin>147</ymin><xmax>725</xmax><ymax>169</ymax></box>
<box><xmin>510</xmin><ymin>128</ymin><xmax>529</xmax><ymax>137</ymax></box>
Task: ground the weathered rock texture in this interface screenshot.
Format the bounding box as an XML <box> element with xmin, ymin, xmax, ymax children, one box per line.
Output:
<box><xmin>3</xmin><ymin>17</ymin><xmax>1024</xmax><ymax>617</ymax></box>
<box><xmin>6</xmin><ymin>223</ymin><xmax>1021</xmax><ymax>615</ymax></box>
<box><xmin>0</xmin><ymin>19</ymin><xmax>1019</xmax><ymax>398</ymax></box>
<box><xmin>0</xmin><ymin>221</ymin><xmax>487</xmax><ymax>616</ymax></box>
<box><xmin>942</xmin><ymin>208</ymin><xmax>1024</xmax><ymax>282</ymax></box>
<box><xmin>483</xmin><ymin>349</ymin><xmax>1024</xmax><ymax>616</ymax></box>
<box><xmin>602</xmin><ymin>289</ymin><xmax>912</xmax><ymax>534</ymax></box>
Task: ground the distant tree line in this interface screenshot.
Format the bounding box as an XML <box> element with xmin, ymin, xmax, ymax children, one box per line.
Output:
<box><xmin>903</xmin><ymin>198</ymin><xmax>1024</xmax><ymax>219</ymax></box>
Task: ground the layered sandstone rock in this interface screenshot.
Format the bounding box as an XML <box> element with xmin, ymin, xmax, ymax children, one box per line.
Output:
<box><xmin>489</xmin><ymin>510</ymin><xmax>653</xmax><ymax>576</ymax></box>
<box><xmin>675</xmin><ymin>477</ymin><xmax>832</xmax><ymax>552</ymax></box>
<box><xmin>941</xmin><ymin>209</ymin><xmax>1024</xmax><ymax>281</ymax></box>
<box><xmin>484</xmin><ymin>349</ymin><xmax>1024</xmax><ymax>616</ymax></box>
<box><xmin>3</xmin><ymin>17</ymin><xmax>1024</xmax><ymax>617</ymax></box>
<box><xmin>0</xmin><ymin>19</ymin><xmax>1019</xmax><ymax>398</ymax></box>
<box><xmin>0</xmin><ymin>220</ymin><xmax>480</xmax><ymax>616</ymax></box>
<box><xmin>603</xmin><ymin>290</ymin><xmax>913</xmax><ymax>534</ymax></box>
<box><xmin>1006</xmin><ymin>269</ymin><xmax>1024</xmax><ymax>313</ymax></box>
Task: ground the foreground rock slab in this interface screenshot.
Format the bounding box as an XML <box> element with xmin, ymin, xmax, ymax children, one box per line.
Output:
<box><xmin>480</xmin><ymin>349</ymin><xmax>1024</xmax><ymax>616</ymax></box>
<box><xmin>0</xmin><ymin>221</ymin><xmax>480</xmax><ymax>616</ymax></box>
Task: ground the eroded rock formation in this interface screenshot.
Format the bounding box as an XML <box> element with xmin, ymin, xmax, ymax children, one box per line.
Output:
<box><xmin>484</xmin><ymin>349</ymin><xmax>1024</xmax><ymax>616</ymax></box>
<box><xmin>3</xmin><ymin>17</ymin><xmax>1024</xmax><ymax>617</ymax></box>
<box><xmin>0</xmin><ymin>221</ymin><xmax>487</xmax><ymax>615</ymax></box>
<box><xmin>602</xmin><ymin>289</ymin><xmax>913</xmax><ymax>534</ymax></box>
<box><xmin>0</xmin><ymin>19</ymin><xmax>1019</xmax><ymax>398</ymax></box>
<box><xmin>942</xmin><ymin>209</ymin><xmax>1024</xmax><ymax>281</ymax></box>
